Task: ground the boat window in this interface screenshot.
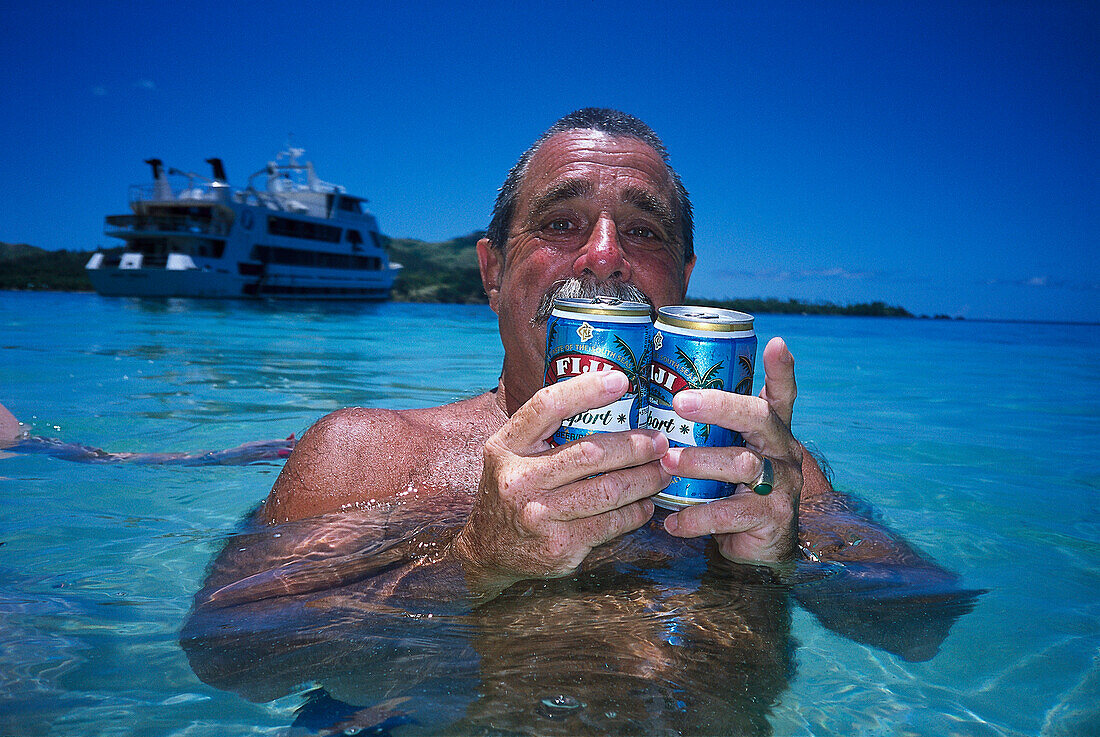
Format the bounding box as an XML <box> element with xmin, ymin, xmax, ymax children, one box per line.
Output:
<box><xmin>267</xmin><ymin>216</ymin><xmax>342</xmax><ymax>243</ymax></box>
<box><xmin>147</xmin><ymin>205</ymin><xmax>213</xmax><ymax>220</ymax></box>
<box><xmin>337</xmin><ymin>197</ymin><xmax>364</xmax><ymax>214</ymax></box>
<box><xmin>250</xmin><ymin>245</ymin><xmax>383</xmax><ymax>271</ymax></box>
<box><xmin>130</xmin><ymin>238</ymin><xmax>164</xmax><ymax>255</ymax></box>
<box><xmin>196</xmin><ymin>239</ymin><xmax>226</xmax><ymax>258</ymax></box>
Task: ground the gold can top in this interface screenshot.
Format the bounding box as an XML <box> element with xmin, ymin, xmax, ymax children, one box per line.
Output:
<box><xmin>656</xmin><ymin>305</ymin><xmax>755</xmax><ymax>332</ymax></box>
<box><xmin>551</xmin><ymin>297</ymin><xmax>652</xmax><ymax>318</ymax></box>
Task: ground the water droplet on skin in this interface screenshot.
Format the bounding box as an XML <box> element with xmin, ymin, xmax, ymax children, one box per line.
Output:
<box><xmin>537</xmin><ymin>694</ymin><xmax>583</xmax><ymax>718</ymax></box>
<box><xmin>542</xmin><ymin>695</ymin><xmax>580</xmax><ymax>709</ymax></box>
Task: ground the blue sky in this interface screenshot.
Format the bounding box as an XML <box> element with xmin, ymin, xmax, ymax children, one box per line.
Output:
<box><xmin>2</xmin><ymin>1</ymin><xmax>1096</xmax><ymax>321</ymax></box>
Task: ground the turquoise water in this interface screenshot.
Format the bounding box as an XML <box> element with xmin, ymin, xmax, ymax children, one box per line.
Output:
<box><xmin>0</xmin><ymin>290</ymin><xmax>1097</xmax><ymax>736</ymax></box>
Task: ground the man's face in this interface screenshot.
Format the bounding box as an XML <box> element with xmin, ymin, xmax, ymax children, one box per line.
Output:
<box><xmin>479</xmin><ymin>130</ymin><xmax>696</xmax><ymax>393</ymax></box>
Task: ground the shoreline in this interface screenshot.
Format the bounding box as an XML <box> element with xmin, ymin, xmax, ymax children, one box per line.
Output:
<box><xmin>5</xmin><ymin>239</ymin><xmax>1094</xmax><ymax>325</ymax></box>
<box><xmin>2</xmin><ymin>288</ymin><xmax>1098</xmax><ymax>327</ymax></box>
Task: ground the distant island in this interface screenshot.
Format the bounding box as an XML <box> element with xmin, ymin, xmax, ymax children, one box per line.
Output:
<box><xmin>1</xmin><ymin>235</ymin><xmax>932</xmax><ymax>317</ymax></box>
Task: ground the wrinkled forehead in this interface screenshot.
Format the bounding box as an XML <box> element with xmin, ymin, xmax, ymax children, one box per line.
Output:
<box><xmin>519</xmin><ymin>130</ymin><xmax>677</xmax><ymax>210</ymax></box>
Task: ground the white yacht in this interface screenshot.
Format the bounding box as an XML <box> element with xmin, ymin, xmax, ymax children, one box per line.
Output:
<box><xmin>86</xmin><ymin>148</ymin><xmax>401</xmax><ymax>299</ymax></box>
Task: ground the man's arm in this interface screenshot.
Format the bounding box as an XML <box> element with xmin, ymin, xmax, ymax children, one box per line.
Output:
<box><xmin>658</xmin><ymin>337</ymin><xmax>805</xmax><ymax>562</ymax></box>
<box><xmin>0</xmin><ymin>402</ymin><xmax>21</xmax><ymax>445</ymax></box>
<box><xmin>183</xmin><ymin>383</ymin><xmax>668</xmax><ymax>702</ymax></box>
<box><xmin>181</xmin><ymin>504</ymin><xmax>482</xmax><ymax>704</ymax></box>
<box><xmin>656</xmin><ymin>336</ymin><xmax>940</xmax><ymax>564</ymax></box>
<box><xmin>655</xmin><ymin>337</ymin><xmax>983</xmax><ymax>659</ymax></box>
<box><xmin>230</xmin><ymin>373</ymin><xmax>672</xmax><ymax>600</ymax></box>
<box><xmin>794</xmin><ymin>481</ymin><xmax>985</xmax><ymax>661</ymax></box>
<box><xmin>261</xmin><ymin>407</ymin><xmax>418</xmax><ymax>524</ymax></box>
<box><xmin>450</xmin><ymin>371</ymin><xmax>672</xmax><ymax>597</ymax></box>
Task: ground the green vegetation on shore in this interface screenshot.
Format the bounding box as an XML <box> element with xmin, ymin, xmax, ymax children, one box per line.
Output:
<box><xmin>385</xmin><ymin>233</ymin><xmax>485</xmax><ymax>303</ymax></box>
<box><xmin>1</xmin><ymin>236</ymin><xmax>916</xmax><ymax>317</ymax></box>
<box><xmin>689</xmin><ymin>296</ymin><xmax>911</xmax><ymax>318</ymax></box>
<box><xmin>0</xmin><ymin>242</ymin><xmax>101</xmax><ymax>291</ymax></box>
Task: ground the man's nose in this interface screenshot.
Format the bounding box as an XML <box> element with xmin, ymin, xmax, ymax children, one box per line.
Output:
<box><xmin>573</xmin><ymin>217</ymin><xmax>631</xmax><ymax>282</ymax></box>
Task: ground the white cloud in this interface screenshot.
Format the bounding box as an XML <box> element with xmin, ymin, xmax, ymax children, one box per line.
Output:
<box><xmin>802</xmin><ymin>267</ymin><xmax>872</xmax><ymax>280</ymax></box>
<box><xmin>984</xmin><ymin>275</ymin><xmax>1099</xmax><ymax>291</ymax></box>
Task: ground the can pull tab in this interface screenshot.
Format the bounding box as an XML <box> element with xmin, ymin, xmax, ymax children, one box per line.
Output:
<box><xmin>592</xmin><ymin>296</ymin><xmax>623</xmax><ymax>305</ymax></box>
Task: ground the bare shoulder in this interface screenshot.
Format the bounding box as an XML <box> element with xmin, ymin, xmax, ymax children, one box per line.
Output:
<box><xmin>0</xmin><ymin>403</ymin><xmax>23</xmax><ymax>446</ymax></box>
<box><xmin>261</xmin><ymin>392</ymin><xmax>502</xmax><ymax>524</ymax></box>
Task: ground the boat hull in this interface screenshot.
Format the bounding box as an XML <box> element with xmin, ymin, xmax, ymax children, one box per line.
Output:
<box><xmin>87</xmin><ymin>267</ymin><xmax>242</xmax><ymax>298</ymax></box>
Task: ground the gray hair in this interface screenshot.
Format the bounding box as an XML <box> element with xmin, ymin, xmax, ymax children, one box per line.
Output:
<box><xmin>531</xmin><ymin>276</ymin><xmax>652</xmax><ymax>326</ymax></box>
<box><xmin>486</xmin><ymin>108</ymin><xmax>694</xmax><ymax>264</ymax></box>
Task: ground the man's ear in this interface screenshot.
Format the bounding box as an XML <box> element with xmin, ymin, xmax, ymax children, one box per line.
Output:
<box><xmin>681</xmin><ymin>253</ymin><xmax>697</xmax><ymax>301</ymax></box>
<box><xmin>476</xmin><ymin>238</ymin><xmax>503</xmax><ymax>313</ymax></box>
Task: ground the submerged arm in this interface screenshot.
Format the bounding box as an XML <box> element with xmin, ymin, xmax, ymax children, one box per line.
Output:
<box><xmin>181</xmin><ymin>503</ymin><xmax>484</xmax><ymax>704</ymax></box>
<box><xmin>184</xmin><ymin>375</ymin><xmax>674</xmax><ymax>703</ymax></box>
<box><xmin>793</xmin><ymin>451</ymin><xmax>985</xmax><ymax>661</ymax></box>
<box><xmin>655</xmin><ymin>339</ymin><xmax>983</xmax><ymax>660</ymax></box>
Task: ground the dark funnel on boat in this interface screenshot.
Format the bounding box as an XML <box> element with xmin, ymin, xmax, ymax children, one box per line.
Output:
<box><xmin>206</xmin><ymin>158</ymin><xmax>228</xmax><ymax>182</ymax></box>
<box><xmin>144</xmin><ymin>158</ymin><xmax>164</xmax><ymax>180</ymax></box>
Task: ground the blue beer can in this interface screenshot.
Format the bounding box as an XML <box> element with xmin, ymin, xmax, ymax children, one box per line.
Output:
<box><xmin>544</xmin><ymin>297</ymin><xmax>653</xmax><ymax>446</ymax></box>
<box><xmin>648</xmin><ymin>305</ymin><xmax>758</xmax><ymax>510</ymax></box>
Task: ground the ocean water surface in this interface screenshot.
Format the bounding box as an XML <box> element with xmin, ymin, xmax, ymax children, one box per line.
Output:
<box><xmin>0</xmin><ymin>290</ymin><xmax>1096</xmax><ymax>736</ymax></box>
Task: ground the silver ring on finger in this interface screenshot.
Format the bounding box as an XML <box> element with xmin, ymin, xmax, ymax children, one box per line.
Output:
<box><xmin>746</xmin><ymin>456</ymin><xmax>775</xmax><ymax>495</ymax></box>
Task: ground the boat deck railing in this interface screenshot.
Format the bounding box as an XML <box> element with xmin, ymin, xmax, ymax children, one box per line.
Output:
<box><xmin>129</xmin><ymin>183</ymin><xmax>232</xmax><ymax>205</ymax></box>
<box><xmin>126</xmin><ymin>179</ymin><xmax>368</xmax><ymax>223</ymax></box>
<box><xmin>106</xmin><ymin>214</ymin><xmax>230</xmax><ymax>237</ymax></box>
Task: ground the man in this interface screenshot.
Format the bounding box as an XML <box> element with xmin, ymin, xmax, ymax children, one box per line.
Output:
<box><xmin>183</xmin><ymin>109</ymin><xmax>977</xmax><ymax>732</ymax></box>
<box><xmin>262</xmin><ymin>108</ymin><xmax>858</xmax><ymax>594</ymax></box>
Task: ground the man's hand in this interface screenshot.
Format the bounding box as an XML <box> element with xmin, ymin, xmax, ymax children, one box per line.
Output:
<box><xmin>660</xmin><ymin>337</ymin><xmax>804</xmax><ymax>563</ymax></box>
<box><xmin>451</xmin><ymin>371</ymin><xmax>670</xmax><ymax>595</ymax></box>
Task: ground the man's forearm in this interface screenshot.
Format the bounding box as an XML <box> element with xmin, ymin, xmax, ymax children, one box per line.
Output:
<box><xmin>193</xmin><ymin>512</ymin><xmax>485</xmax><ymax>612</ymax></box>
<box><xmin>182</xmin><ymin>526</ymin><xmax>485</xmax><ymax>702</ymax></box>
<box><xmin>792</xmin><ymin>445</ymin><xmax>984</xmax><ymax>660</ymax></box>
<box><xmin>797</xmin><ymin>444</ymin><xmax>926</xmax><ymax>565</ymax></box>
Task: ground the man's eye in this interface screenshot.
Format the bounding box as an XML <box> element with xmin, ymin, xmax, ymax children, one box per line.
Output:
<box><xmin>627</xmin><ymin>226</ymin><xmax>657</xmax><ymax>239</ymax></box>
<box><xmin>548</xmin><ymin>219</ymin><xmax>574</xmax><ymax>231</ymax></box>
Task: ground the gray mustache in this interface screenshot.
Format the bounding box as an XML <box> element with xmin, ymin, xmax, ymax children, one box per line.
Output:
<box><xmin>532</xmin><ymin>277</ymin><xmax>652</xmax><ymax>325</ymax></box>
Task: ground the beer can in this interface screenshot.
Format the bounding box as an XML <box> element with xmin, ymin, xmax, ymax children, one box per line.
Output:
<box><xmin>648</xmin><ymin>306</ymin><xmax>758</xmax><ymax>510</ymax></box>
<box><xmin>544</xmin><ymin>297</ymin><xmax>653</xmax><ymax>446</ymax></box>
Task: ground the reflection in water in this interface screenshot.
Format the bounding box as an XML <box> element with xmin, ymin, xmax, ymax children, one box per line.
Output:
<box><xmin>453</xmin><ymin>550</ymin><xmax>792</xmax><ymax>736</ymax></box>
<box><xmin>182</xmin><ymin>500</ymin><xmax>981</xmax><ymax>735</ymax></box>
